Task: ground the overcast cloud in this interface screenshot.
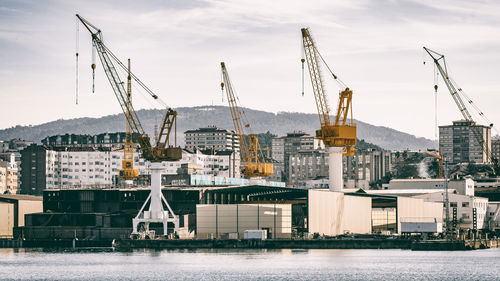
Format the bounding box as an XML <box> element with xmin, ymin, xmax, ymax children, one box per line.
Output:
<box><xmin>1</xmin><ymin>0</ymin><xmax>500</xmax><ymax>139</ymax></box>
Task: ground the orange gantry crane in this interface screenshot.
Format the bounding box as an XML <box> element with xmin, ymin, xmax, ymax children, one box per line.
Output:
<box><xmin>220</xmin><ymin>62</ymin><xmax>273</xmax><ymax>178</ymax></box>
<box><xmin>301</xmin><ymin>27</ymin><xmax>356</xmax><ymax>191</ymax></box>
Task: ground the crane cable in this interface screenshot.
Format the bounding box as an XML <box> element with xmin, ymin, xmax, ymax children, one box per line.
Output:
<box><xmin>312</xmin><ymin>44</ymin><xmax>348</xmax><ymax>90</ymax></box>
<box><xmin>75</xmin><ymin>17</ymin><xmax>79</xmax><ymax>105</ymax></box>
<box><xmin>434</xmin><ymin>63</ymin><xmax>438</xmax><ymax>139</ymax></box>
<box><xmin>449</xmin><ymin>77</ymin><xmax>499</xmax><ymax>136</ymax></box>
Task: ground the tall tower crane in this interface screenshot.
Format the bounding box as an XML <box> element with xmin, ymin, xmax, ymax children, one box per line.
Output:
<box><xmin>220</xmin><ymin>62</ymin><xmax>273</xmax><ymax>178</ymax></box>
<box><xmin>423</xmin><ymin>47</ymin><xmax>499</xmax><ymax>175</ymax></box>
<box><xmin>118</xmin><ymin>59</ymin><xmax>139</xmax><ymax>181</ymax></box>
<box><xmin>301</xmin><ymin>28</ymin><xmax>356</xmax><ymax>192</ymax></box>
<box><xmin>77</xmin><ymin>14</ymin><xmax>182</xmax><ymax>238</ymax></box>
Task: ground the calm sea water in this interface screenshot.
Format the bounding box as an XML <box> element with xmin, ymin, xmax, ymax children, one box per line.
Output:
<box><xmin>0</xmin><ymin>248</ymin><xmax>499</xmax><ymax>280</ymax></box>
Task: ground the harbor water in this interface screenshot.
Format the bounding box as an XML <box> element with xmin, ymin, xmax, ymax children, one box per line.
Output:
<box><xmin>0</xmin><ymin>248</ymin><xmax>499</xmax><ymax>280</ymax></box>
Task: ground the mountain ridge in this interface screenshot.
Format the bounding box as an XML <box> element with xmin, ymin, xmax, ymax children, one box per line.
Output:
<box><xmin>0</xmin><ymin>105</ymin><xmax>436</xmax><ymax>150</ymax></box>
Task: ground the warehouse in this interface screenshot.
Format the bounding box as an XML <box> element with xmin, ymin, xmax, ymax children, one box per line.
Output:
<box><xmin>195</xmin><ymin>185</ymin><xmax>307</xmax><ymax>238</ymax></box>
<box><xmin>0</xmin><ymin>194</ymin><xmax>42</xmax><ymax>238</ymax></box>
<box><xmin>308</xmin><ymin>189</ymin><xmax>443</xmax><ymax>236</ymax></box>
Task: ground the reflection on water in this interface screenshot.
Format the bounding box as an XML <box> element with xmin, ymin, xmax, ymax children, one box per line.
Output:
<box><xmin>0</xmin><ymin>248</ymin><xmax>499</xmax><ymax>280</ymax></box>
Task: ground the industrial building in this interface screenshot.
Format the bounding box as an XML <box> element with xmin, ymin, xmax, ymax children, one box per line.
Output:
<box><xmin>17</xmin><ymin>185</ymin><xmax>304</xmax><ymax>240</ymax></box>
<box><xmin>308</xmin><ymin>190</ymin><xmax>372</xmax><ymax>236</ymax></box>
<box><xmin>197</xmin><ymin>204</ymin><xmax>292</xmax><ymax>239</ymax></box>
<box><xmin>413</xmin><ymin>192</ymin><xmax>489</xmax><ymax>232</ymax></box>
<box><xmin>486</xmin><ymin>202</ymin><xmax>500</xmax><ymax>234</ymax></box>
<box><xmin>439</xmin><ymin>120</ymin><xmax>492</xmax><ymax>164</ymax></box>
<box><xmin>387</xmin><ymin>178</ymin><xmax>475</xmax><ymax>196</ymax></box>
<box><xmin>307</xmin><ymin>189</ymin><xmax>443</xmax><ymax>236</ymax></box>
<box><xmin>0</xmin><ymin>194</ymin><xmax>42</xmax><ymax>238</ymax></box>
<box><xmin>184</xmin><ymin>126</ymin><xmax>240</xmax><ymax>153</ymax></box>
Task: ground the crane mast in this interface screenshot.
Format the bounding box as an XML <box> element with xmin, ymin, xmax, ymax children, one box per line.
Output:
<box><xmin>220</xmin><ymin>62</ymin><xmax>273</xmax><ymax>178</ymax></box>
<box><xmin>76</xmin><ymin>14</ymin><xmax>181</xmax><ymax>238</ymax></box>
<box><xmin>301</xmin><ymin>28</ymin><xmax>356</xmax><ymax>192</ymax></box>
<box><xmin>424</xmin><ymin>47</ymin><xmax>497</xmax><ymax>174</ymax></box>
<box><xmin>119</xmin><ymin>59</ymin><xmax>139</xmax><ymax>180</ymax></box>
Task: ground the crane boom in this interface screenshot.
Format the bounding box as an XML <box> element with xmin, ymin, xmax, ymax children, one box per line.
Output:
<box><xmin>301</xmin><ymin>28</ymin><xmax>356</xmax><ymax>156</ymax></box>
<box><xmin>424</xmin><ymin>47</ymin><xmax>496</xmax><ymax>171</ymax></box>
<box><xmin>220</xmin><ymin>62</ymin><xmax>273</xmax><ymax>178</ymax></box>
<box><xmin>76</xmin><ymin>14</ymin><xmax>181</xmax><ymax>162</ymax></box>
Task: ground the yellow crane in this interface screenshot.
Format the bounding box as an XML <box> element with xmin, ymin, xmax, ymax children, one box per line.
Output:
<box><xmin>301</xmin><ymin>28</ymin><xmax>356</xmax><ymax>155</ymax></box>
<box><xmin>119</xmin><ymin>59</ymin><xmax>139</xmax><ymax>180</ymax></box>
<box><xmin>424</xmin><ymin>149</ymin><xmax>443</xmax><ymax>178</ymax></box>
<box><xmin>220</xmin><ymin>62</ymin><xmax>273</xmax><ymax>178</ymax></box>
<box><xmin>301</xmin><ymin>27</ymin><xmax>356</xmax><ymax>191</ymax></box>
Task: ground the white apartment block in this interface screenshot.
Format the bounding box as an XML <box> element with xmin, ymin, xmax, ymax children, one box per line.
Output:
<box><xmin>184</xmin><ymin>126</ymin><xmax>239</xmax><ymax>152</ymax></box>
<box><xmin>414</xmin><ymin>192</ymin><xmax>489</xmax><ymax>231</ymax></box>
<box><xmin>21</xmin><ymin>144</ymin><xmax>241</xmax><ymax>193</ymax></box>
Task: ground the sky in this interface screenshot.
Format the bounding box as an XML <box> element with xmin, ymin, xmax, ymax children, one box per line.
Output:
<box><xmin>1</xmin><ymin>0</ymin><xmax>500</xmax><ymax>140</ymax></box>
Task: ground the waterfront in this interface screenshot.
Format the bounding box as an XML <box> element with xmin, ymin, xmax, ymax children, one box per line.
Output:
<box><xmin>1</xmin><ymin>248</ymin><xmax>499</xmax><ymax>280</ymax></box>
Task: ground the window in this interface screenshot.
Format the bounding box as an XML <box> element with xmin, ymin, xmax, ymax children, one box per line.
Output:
<box><xmin>450</xmin><ymin>202</ymin><xmax>457</xmax><ymax>208</ymax></box>
<box><xmin>462</xmin><ymin>202</ymin><xmax>469</xmax><ymax>207</ymax></box>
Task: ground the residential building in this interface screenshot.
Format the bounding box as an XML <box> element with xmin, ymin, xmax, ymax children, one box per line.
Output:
<box><xmin>414</xmin><ymin>192</ymin><xmax>489</xmax><ymax>231</ymax></box>
<box><xmin>0</xmin><ymin>158</ymin><xmax>18</xmax><ymax>194</ymax></box>
<box><xmin>184</xmin><ymin>126</ymin><xmax>239</xmax><ymax>152</ymax></box>
<box><xmin>439</xmin><ymin>120</ymin><xmax>491</xmax><ymax>164</ymax></box>
<box><xmin>492</xmin><ymin>139</ymin><xmax>500</xmax><ymax>162</ymax></box>
<box><xmin>20</xmin><ymin>144</ymin><xmax>241</xmax><ymax>194</ymax></box>
<box><xmin>271</xmin><ymin>132</ymin><xmax>324</xmax><ymax>182</ymax></box>
<box><xmin>42</xmin><ymin>132</ymin><xmax>141</xmax><ymax>149</ymax></box>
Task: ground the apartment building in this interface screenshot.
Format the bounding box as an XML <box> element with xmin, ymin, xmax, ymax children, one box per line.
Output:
<box><xmin>20</xmin><ymin>144</ymin><xmax>241</xmax><ymax>194</ymax></box>
<box><xmin>271</xmin><ymin>132</ymin><xmax>324</xmax><ymax>182</ymax></box>
<box><xmin>42</xmin><ymin>132</ymin><xmax>141</xmax><ymax>149</ymax></box>
<box><xmin>289</xmin><ymin>149</ymin><xmax>392</xmax><ymax>188</ymax></box>
<box><xmin>184</xmin><ymin>126</ymin><xmax>239</xmax><ymax>153</ymax></box>
<box><xmin>439</xmin><ymin>120</ymin><xmax>491</xmax><ymax>164</ymax></box>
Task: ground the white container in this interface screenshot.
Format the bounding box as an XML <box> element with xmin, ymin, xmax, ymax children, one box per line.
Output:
<box><xmin>244</xmin><ymin>230</ymin><xmax>267</xmax><ymax>240</ymax></box>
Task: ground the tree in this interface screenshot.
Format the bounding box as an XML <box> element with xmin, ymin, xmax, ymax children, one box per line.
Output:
<box><xmin>394</xmin><ymin>164</ymin><xmax>418</xmax><ymax>179</ymax></box>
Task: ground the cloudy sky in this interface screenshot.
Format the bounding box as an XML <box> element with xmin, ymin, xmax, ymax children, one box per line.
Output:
<box><xmin>1</xmin><ymin>0</ymin><xmax>499</xmax><ymax>139</ymax></box>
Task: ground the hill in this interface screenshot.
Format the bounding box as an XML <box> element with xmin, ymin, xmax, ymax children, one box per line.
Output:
<box><xmin>0</xmin><ymin>105</ymin><xmax>436</xmax><ymax>150</ymax></box>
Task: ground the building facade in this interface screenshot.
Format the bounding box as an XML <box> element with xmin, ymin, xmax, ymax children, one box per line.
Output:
<box><xmin>439</xmin><ymin>120</ymin><xmax>492</xmax><ymax>164</ymax></box>
<box><xmin>492</xmin><ymin>139</ymin><xmax>500</xmax><ymax>163</ymax></box>
<box><xmin>184</xmin><ymin>126</ymin><xmax>239</xmax><ymax>153</ymax></box>
<box><xmin>42</xmin><ymin>132</ymin><xmax>141</xmax><ymax>149</ymax></box>
<box><xmin>271</xmin><ymin>132</ymin><xmax>324</xmax><ymax>182</ymax></box>
<box><xmin>20</xmin><ymin>144</ymin><xmax>241</xmax><ymax>194</ymax></box>
<box><xmin>289</xmin><ymin>149</ymin><xmax>392</xmax><ymax>188</ymax></box>
<box><xmin>0</xmin><ymin>158</ymin><xmax>18</xmax><ymax>194</ymax></box>
<box><xmin>414</xmin><ymin>192</ymin><xmax>489</xmax><ymax>231</ymax></box>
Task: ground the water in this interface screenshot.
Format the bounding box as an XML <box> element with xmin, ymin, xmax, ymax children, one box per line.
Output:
<box><xmin>1</xmin><ymin>248</ymin><xmax>499</xmax><ymax>280</ymax></box>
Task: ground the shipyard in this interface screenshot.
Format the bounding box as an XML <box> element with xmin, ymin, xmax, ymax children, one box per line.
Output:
<box><xmin>1</xmin><ymin>1</ymin><xmax>500</xmax><ymax>280</ymax></box>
